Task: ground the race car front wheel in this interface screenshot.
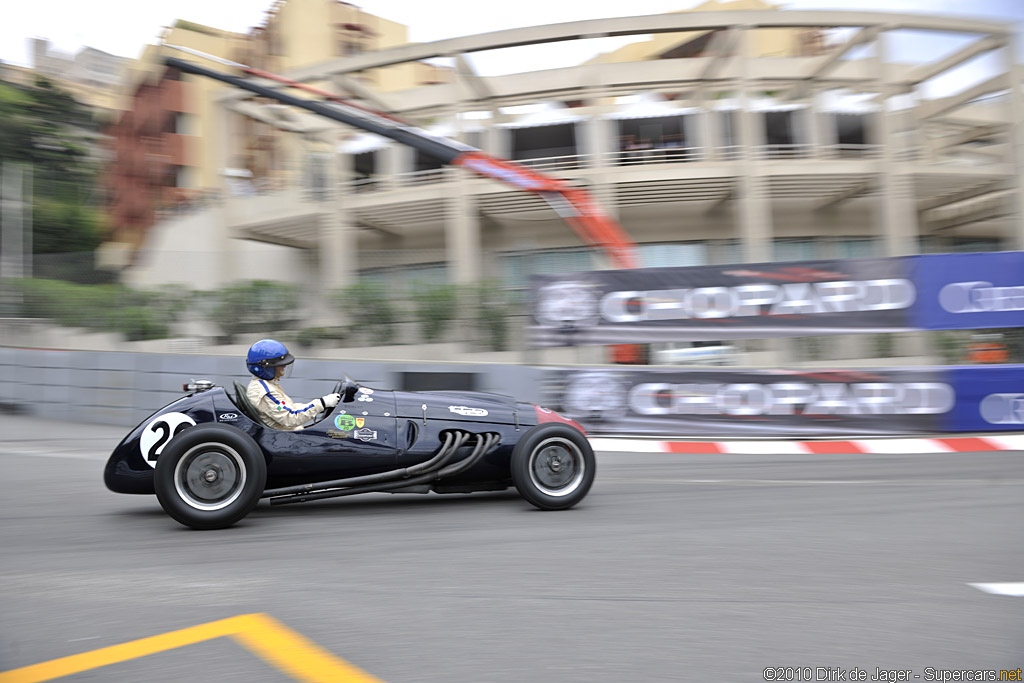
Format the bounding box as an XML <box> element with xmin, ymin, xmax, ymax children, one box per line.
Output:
<box><xmin>511</xmin><ymin>423</ymin><xmax>595</xmax><ymax>511</ymax></box>
<box><xmin>154</xmin><ymin>424</ymin><xmax>267</xmax><ymax>530</ymax></box>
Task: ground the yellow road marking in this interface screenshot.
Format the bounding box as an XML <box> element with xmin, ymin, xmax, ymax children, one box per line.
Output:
<box><xmin>0</xmin><ymin>613</ymin><xmax>384</xmax><ymax>683</ymax></box>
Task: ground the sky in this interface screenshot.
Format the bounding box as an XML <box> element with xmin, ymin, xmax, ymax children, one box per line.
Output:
<box><xmin>2</xmin><ymin>0</ymin><xmax>1022</xmax><ymax>95</ymax></box>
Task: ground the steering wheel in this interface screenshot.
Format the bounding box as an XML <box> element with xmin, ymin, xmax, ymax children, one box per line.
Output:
<box><xmin>333</xmin><ymin>376</ymin><xmax>360</xmax><ymax>403</ymax></box>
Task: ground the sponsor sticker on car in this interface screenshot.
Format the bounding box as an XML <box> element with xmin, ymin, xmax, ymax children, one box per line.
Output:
<box><xmin>354</xmin><ymin>428</ymin><xmax>377</xmax><ymax>442</ymax></box>
<box><xmin>449</xmin><ymin>406</ymin><xmax>488</xmax><ymax>417</ymax></box>
<box><xmin>335</xmin><ymin>414</ymin><xmax>357</xmax><ymax>430</ymax></box>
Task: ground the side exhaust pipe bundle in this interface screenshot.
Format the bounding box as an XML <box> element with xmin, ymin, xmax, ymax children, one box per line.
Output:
<box><xmin>265</xmin><ymin>431</ymin><xmax>500</xmax><ymax>506</ymax></box>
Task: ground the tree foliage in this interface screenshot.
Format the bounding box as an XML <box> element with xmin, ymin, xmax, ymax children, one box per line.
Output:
<box><xmin>0</xmin><ymin>76</ymin><xmax>105</xmax><ymax>258</ymax></box>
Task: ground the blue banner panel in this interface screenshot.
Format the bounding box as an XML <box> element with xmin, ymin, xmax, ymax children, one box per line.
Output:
<box><xmin>947</xmin><ymin>365</ymin><xmax>1024</xmax><ymax>432</ymax></box>
<box><xmin>912</xmin><ymin>251</ymin><xmax>1024</xmax><ymax>331</ymax></box>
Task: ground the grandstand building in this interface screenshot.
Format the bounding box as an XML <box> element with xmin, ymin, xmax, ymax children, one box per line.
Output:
<box><xmin>117</xmin><ymin>1</ymin><xmax>1024</xmax><ymax>364</ymax></box>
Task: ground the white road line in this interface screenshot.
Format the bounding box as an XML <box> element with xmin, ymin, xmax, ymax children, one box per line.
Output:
<box><xmin>968</xmin><ymin>582</ymin><xmax>1024</xmax><ymax>597</ymax></box>
<box><xmin>618</xmin><ymin>478</ymin><xmax>1024</xmax><ymax>486</ymax></box>
<box><xmin>853</xmin><ymin>438</ymin><xmax>954</xmax><ymax>454</ymax></box>
<box><xmin>0</xmin><ymin>447</ymin><xmax>107</xmax><ymax>461</ymax></box>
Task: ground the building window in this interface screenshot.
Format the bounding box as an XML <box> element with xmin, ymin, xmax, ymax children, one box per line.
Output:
<box><xmin>353</xmin><ymin>151</ymin><xmax>376</xmax><ymax>190</ymax></box>
<box><xmin>503</xmin><ymin>248</ymin><xmax>595</xmax><ymax>300</ymax></box>
<box><xmin>711</xmin><ymin>239</ymin><xmax>743</xmax><ymax>265</ymax></box>
<box><xmin>617</xmin><ymin>115</ymin><xmax>689</xmax><ymax>151</ymax></box>
<box><xmin>763</xmin><ymin>111</ymin><xmax>804</xmax><ymax>158</ymax></box>
<box><xmin>835</xmin><ymin>114</ymin><xmax>868</xmax><ymax>156</ymax></box>
<box><xmin>950</xmin><ymin>238</ymin><xmax>1001</xmax><ymax>253</ymax></box>
<box><xmin>837</xmin><ymin>238</ymin><xmax>877</xmax><ymax>259</ymax></box>
<box><xmin>405</xmin><ymin>264</ymin><xmax>448</xmax><ymax>287</ymax></box>
<box><xmin>511</xmin><ymin>123</ymin><xmax>577</xmax><ymax>160</ymax></box>
<box><xmin>336</xmin><ymin>23</ymin><xmax>370</xmax><ymax>57</ymax></box>
<box><xmin>639</xmin><ymin>242</ymin><xmax>708</xmax><ymax>268</ymax></box>
<box><xmin>338</xmin><ymin>40</ymin><xmax>362</xmax><ymax>57</ymax></box>
<box><xmin>774</xmin><ymin>238</ymin><xmax>819</xmax><ymax>262</ymax></box>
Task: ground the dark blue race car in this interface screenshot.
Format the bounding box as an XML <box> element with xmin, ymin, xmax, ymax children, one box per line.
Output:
<box><xmin>104</xmin><ymin>377</ymin><xmax>594</xmax><ymax>530</ymax></box>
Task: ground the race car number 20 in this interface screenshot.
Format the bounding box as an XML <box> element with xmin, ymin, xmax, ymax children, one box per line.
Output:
<box><xmin>139</xmin><ymin>412</ymin><xmax>196</xmax><ymax>467</ymax></box>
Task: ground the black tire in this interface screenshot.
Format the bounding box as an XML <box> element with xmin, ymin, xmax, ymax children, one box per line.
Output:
<box><xmin>510</xmin><ymin>423</ymin><xmax>595</xmax><ymax>510</ymax></box>
<box><xmin>154</xmin><ymin>423</ymin><xmax>267</xmax><ymax>530</ymax></box>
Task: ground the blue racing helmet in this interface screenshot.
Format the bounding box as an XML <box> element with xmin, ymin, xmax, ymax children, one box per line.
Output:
<box><xmin>246</xmin><ymin>339</ymin><xmax>295</xmax><ymax>380</ymax></box>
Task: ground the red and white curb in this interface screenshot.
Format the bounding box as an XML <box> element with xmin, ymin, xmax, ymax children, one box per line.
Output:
<box><xmin>589</xmin><ymin>434</ymin><xmax>1024</xmax><ymax>454</ymax></box>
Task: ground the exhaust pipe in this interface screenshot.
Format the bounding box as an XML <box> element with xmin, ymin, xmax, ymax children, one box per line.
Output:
<box><xmin>269</xmin><ymin>432</ymin><xmax>499</xmax><ymax>506</ymax></box>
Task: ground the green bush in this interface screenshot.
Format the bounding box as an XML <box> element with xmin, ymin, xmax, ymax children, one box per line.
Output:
<box><xmin>209</xmin><ymin>280</ymin><xmax>300</xmax><ymax>341</ymax></box>
<box><xmin>473</xmin><ymin>280</ymin><xmax>510</xmax><ymax>352</ymax></box>
<box><xmin>11</xmin><ymin>278</ymin><xmax>170</xmax><ymax>340</ymax></box>
<box><xmin>411</xmin><ymin>283</ymin><xmax>459</xmax><ymax>343</ymax></box>
<box><xmin>147</xmin><ymin>284</ymin><xmax>194</xmax><ymax>323</ymax></box>
<box><xmin>334</xmin><ymin>283</ymin><xmax>397</xmax><ymax>345</ymax></box>
<box><xmin>933</xmin><ymin>331</ymin><xmax>965</xmax><ymax>365</ymax></box>
<box><xmin>872</xmin><ymin>333</ymin><xmax>895</xmax><ymax>359</ymax></box>
<box><xmin>295</xmin><ymin>326</ymin><xmax>347</xmax><ymax>349</ymax></box>
<box><xmin>108</xmin><ymin>306</ymin><xmax>169</xmax><ymax>341</ymax></box>
<box><xmin>16</xmin><ymin>278</ymin><xmax>143</xmax><ymax>326</ymax></box>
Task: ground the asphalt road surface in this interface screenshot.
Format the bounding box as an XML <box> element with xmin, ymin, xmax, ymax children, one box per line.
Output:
<box><xmin>1</xmin><ymin>414</ymin><xmax>1022</xmax><ymax>682</ymax></box>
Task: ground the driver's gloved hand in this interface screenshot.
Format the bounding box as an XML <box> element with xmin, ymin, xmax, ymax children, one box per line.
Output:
<box><xmin>320</xmin><ymin>393</ymin><xmax>341</xmax><ymax>409</ymax></box>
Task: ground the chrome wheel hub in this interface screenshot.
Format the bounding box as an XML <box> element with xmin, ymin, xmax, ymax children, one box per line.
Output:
<box><xmin>529</xmin><ymin>437</ymin><xmax>586</xmax><ymax>497</ymax></box>
<box><xmin>174</xmin><ymin>445</ymin><xmax>247</xmax><ymax>511</ymax></box>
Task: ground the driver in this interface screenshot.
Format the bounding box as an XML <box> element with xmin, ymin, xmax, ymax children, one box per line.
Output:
<box><xmin>245</xmin><ymin>339</ymin><xmax>340</xmax><ymax>431</ymax></box>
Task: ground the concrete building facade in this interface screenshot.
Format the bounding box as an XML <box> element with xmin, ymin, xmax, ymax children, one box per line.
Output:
<box><xmin>104</xmin><ymin>0</ymin><xmax>452</xmax><ymax>259</ymax></box>
<box><xmin>117</xmin><ymin>3</ymin><xmax>1024</xmax><ymax>364</ymax></box>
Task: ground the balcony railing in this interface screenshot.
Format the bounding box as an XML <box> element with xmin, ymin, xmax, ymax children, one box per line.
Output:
<box><xmin>352</xmin><ymin>177</ymin><xmax>379</xmax><ymax>193</ymax></box>
<box><xmin>514</xmin><ymin>154</ymin><xmax>586</xmax><ymax>172</ymax></box>
<box><xmin>342</xmin><ymin>142</ymin><xmax>906</xmax><ymax>193</ymax></box>
<box><xmin>615</xmin><ymin>147</ymin><xmax>703</xmax><ymax>165</ymax></box>
<box><xmin>754</xmin><ymin>143</ymin><xmax>813</xmax><ymax>160</ymax></box>
<box><xmin>832</xmin><ymin>143</ymin><xmax>880</xmax><ymax>159</ymax></box>
<box><xmin>386</xmin><ymin>168</ymin><xmax>447</xmax><ymax>186</ymax></box>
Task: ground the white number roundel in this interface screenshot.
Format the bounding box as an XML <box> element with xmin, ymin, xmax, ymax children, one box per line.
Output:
<box><xmin>139</xmin><ymin>412</ymin><xmax>196</xmax><ymax>468</ymax></box>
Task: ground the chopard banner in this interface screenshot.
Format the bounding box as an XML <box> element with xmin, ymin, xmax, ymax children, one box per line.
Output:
<box><xmin>544</xmin><ymin>366</ymin><xmax>956</xmax><ymax>436</ymax></box>
<box><xmin>530</xmin><ymin>257</ymin><xmax>916</xmax><ymax>346</ymax></box>
<box><xmin>529</xmin><ymin>252</ymin><xmax>1024</xmax><ymax>346</ymax></box>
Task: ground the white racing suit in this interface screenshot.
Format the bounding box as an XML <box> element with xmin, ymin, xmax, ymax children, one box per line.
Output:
<box><xmin>246</xmin><ymin>377</ymin><xmax>325</xmax><ymax>431</ymax></box>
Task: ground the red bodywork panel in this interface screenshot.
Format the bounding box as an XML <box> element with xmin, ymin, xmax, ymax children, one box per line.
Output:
<box><xmin>534</xmin><ymin>405</ymin><xmax>588</xmax><ymax>436</ymax></box>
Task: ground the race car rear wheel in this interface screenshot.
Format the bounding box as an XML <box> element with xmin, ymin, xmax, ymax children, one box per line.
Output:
<box><xmin>511</xmin><ymin>423</ymin><xmax>595</xmax><ymax>511</ymax></box>
<box><xmin>154</xmin><ymin>424</ymin><xmax>266</xmax><ymax>530</ymax></box>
